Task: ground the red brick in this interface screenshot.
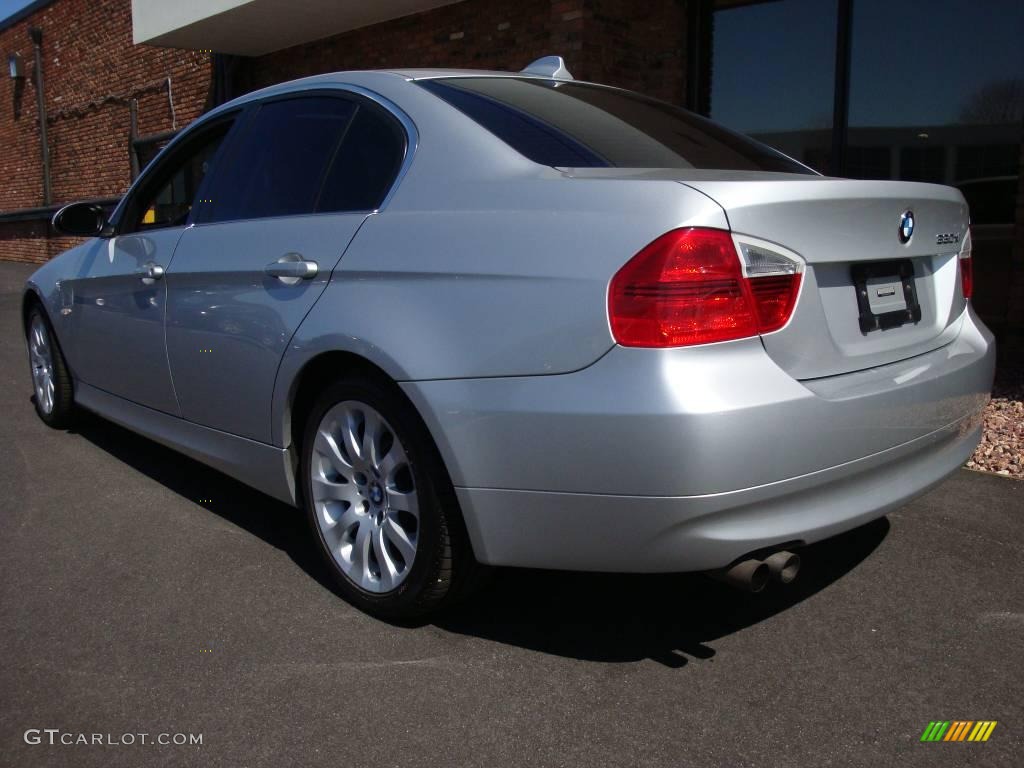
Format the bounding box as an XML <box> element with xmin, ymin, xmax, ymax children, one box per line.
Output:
<box><xmin>0</xmin><ymin>0</ymin><xmax>211</xmax><ymax>264</ymax></box>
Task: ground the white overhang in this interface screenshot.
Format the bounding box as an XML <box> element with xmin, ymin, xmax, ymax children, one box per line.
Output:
<box><xmin>132</xmin><ymin>0</ymin><xmax>464</xmax><ymax>56</ymax></box>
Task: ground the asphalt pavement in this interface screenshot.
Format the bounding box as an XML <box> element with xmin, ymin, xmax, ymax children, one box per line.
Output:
<box><xmin>1</xmin><ymin>260</ymin><xmax>1021</xmax><ymax>767</ymax></box>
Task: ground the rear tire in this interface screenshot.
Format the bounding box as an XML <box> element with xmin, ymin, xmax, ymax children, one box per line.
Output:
<box><xmin>26</xmin><ymin>305</ymin><xmax>75</xmax><ymax>429</ymax></box>
<box><xmin>300</xmin><ymin>374</ymin><xmax>481</xmax><ymax>620</ymax></box>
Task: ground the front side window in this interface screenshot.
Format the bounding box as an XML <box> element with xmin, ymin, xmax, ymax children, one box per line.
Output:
<box><xmin>126</xmin><ymin>124</ymin><xmax>231</xmax><ymax>232</ymax></box>
<box><xmin>419</xmin><ymin>77</ymin><xmax>812</xmax><ymax>173</ymax></box>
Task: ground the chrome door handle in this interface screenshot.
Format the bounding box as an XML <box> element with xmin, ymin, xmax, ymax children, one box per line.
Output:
<box><xmin>137</xmin><ymin>261</ymin><xmax>165</xmax><ymax>284</ymax></box>
<box><xmin>265</xmin><ymin>253</ymin><xmax>318</xmax><ymax>285</ymax></box>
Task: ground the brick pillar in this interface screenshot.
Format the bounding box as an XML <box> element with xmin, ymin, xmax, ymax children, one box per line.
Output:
<box><xmin>576</xmin><ymin>0</ymin><xmax>687</xmax><ymax>104</ymax></box>
<box><xmin>549</xmin><ymin>0</ymin><xmax>585</xmax><ymax>74</ymax></box>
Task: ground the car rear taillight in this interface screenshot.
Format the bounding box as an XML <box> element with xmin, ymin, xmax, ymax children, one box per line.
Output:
<box><xmin>608</xmin><ymin>228</ymin><xmax>802</xmax><ymax>348</ymax></box>
<box><xmin>959</xmin><ymin>228</ymin><xmax>973</xmax><ymax>300</ymax></box>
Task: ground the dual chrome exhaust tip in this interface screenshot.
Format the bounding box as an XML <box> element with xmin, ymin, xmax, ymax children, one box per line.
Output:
<box><xmin>710</xmin><ymin>550</ymin><xmax>801</xmax><ymax>593</ymax></box>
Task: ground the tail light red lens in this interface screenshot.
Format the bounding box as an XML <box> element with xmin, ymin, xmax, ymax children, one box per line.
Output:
<box><xmin>960</xmin><ymin>255</ymin><xmax>973</xmax><ymax>299</ymax></box>
<box><xmin>959</xmin><ymin>229</ymin><xmax>973</xmax><ymax>299</ymax></box>
<box><xmin>609</xmin><ymin>228</ymin><xmax>802</xmax><ymax>348</ymax></box>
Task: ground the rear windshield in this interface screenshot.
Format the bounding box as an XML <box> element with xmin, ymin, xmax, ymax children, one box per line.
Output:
<box><xmin>419</xmin><ymin>77</ymin><xmax>813</xmax><ymax>174</ymax></box>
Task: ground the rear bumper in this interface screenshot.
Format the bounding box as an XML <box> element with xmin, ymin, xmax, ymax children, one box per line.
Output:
<box><xmin>455</xmin><ymin>416</ymin><xmax>981</xmax><ymax>571</ymax></box>
<box><xmin>402</xmin><ymin>307</ymin><xmax>994</xmax><ymax>572</ymax></box>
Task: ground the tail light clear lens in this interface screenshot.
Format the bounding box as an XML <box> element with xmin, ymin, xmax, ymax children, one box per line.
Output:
<box><xmin>733</xmin><ymin>237</ymin><xmax>804</xmax><ymax>333</ymax></box>
<box><xmin>609</xmin><ymin>228</ymin><xmax>802</xmax><ymax>348</ymax></box>
<box><xmin>959</xmin><ymin>228</ymin><xmax>973</xmax><ymax>300</ymax></box>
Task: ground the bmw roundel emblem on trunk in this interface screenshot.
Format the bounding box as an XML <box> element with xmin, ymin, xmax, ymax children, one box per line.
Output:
<box><xmin>899</xmin><ymin>210</ymin><xmax>915</xmax><ymax>243</ymax></box>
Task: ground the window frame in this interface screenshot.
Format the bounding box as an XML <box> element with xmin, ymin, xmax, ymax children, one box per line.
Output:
<box><xmin>192</xmin><ymin>88</ymin><xmax>412</xmax><ymax>227</ymax></box>
<box><xmin>115</xmin><ymin>110</ymin><xmax>242</xmax><ymax>236</ymax></box>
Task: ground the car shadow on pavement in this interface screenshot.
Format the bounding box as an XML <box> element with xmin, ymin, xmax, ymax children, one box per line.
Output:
<box><xmin>70</xmin><ymin>408</ymin><xmax>889</xmax><ymax>668</ymax></box>
<box><xmin>438</xmin><ymin>518</ymin><xmax>889</xmax><ymax>667</ymax></box>
<box><xmin>68</xmin><ymin>409</ymin><xmax>335</xmax><ymax>585</ymax></box>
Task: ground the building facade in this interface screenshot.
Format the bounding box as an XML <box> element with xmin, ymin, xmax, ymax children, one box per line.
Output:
<box><xmin>2</xmin><ymin>0</ymin><xmax>1022</xmax><ymax>332</ymax></box>
<box><xmin>0</xmin><ymin>0</ymin><xmax>211</xmax><ymax>262</ymax></box>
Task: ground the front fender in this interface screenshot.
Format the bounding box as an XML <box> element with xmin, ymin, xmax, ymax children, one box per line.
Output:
<box><xmin>22</xmin><ymin>241</ymin><xmax>97</xmax><ymax>373</ymax></box>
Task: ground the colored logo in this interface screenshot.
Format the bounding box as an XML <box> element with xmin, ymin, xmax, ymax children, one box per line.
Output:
<box><xmin>899</xmin><ymin>210</ymin><xmax>915</xmax><ymax>243</ymax></box>
<box><xmin>920</xmin><ymin>721</ymin><xmax>997</xmax><ymax>742</ymax></box>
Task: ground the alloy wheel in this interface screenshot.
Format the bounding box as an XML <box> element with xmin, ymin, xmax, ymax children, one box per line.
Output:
<box><xmin>310</xmin><ymin>400</ymin><xmax>419</xmax><ymax>593</ymax></box>
<box><xmin>28</xmin><ymin>315</ymin><xmax>55</xmax><ymax>416</ymax></box>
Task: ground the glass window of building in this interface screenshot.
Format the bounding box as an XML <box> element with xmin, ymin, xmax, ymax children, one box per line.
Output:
<box><xmin>709</xmin><ymin>0</ymin><xmax>838</xmax><ymax>173</ymax></box>
<box><xmin>847</xmin><ymin>0</ymin><xmax>1023</xmax><ymax>189</ymax></box>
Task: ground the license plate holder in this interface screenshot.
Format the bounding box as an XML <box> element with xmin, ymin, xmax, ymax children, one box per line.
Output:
<box><xmin>851</xmin><ymin>259</ymin><xmax>921</xmax><ymax>333</ymax></box>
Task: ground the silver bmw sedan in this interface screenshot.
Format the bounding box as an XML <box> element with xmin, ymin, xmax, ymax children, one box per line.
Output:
<box><xmin>23</xmin><ymin>57</ymin><xmax>994</xmax><ymax>618</ymax></box>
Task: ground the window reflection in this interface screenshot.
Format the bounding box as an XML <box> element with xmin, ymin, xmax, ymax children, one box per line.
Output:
<box><xmin>848</xmin><ymin>0</ymin><xmax>1023</xmax><ymax>186</ymax></box>
<box><xmin>847</xmin><ymin>0</ymin><xmax>1023</xmax><ymax>332</ymax></box>
<box><xmin>710</xmin><ymin>0</ymin><xmax>838</xmax><ymax>173</ymax></box>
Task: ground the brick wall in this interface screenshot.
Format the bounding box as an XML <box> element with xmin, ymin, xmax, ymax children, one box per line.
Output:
<box><xmin>0</xmin><ymin>0</ymin><xmax>211</xmax><ymax>264</ymax></box>
<box><xmin>0</xmin><ymin>219</ymin><xmax>81</xmax><ymax>263</ymax></box>
<box><xmin>238</xmin><ymin>0</ymin><xmax>686</xmax><ymax>104</ymax></box>
<box><xmin>581</xmin><ymin>0</ymin><xmax>686</xmax><ymax>103</ymax></box>
<box><xmin>240</xmin><ymin>0</ymin><xmax>587</xmax><ymax>93</ymax></box>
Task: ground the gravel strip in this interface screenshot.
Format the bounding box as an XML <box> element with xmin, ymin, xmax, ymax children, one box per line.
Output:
<box><xmin>967</xmin><ymin>344</ymin><xmax>1023</xmax><ymax>478</ymax></box>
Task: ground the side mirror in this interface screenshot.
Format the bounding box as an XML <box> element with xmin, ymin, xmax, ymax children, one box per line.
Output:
<box><xmin>52</xmin><ymin>202</ymin><xmax>112</xmax><ymax>237</ymax></box>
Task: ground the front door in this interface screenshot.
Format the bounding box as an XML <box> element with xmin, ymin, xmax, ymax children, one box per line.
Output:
<box><xmin>70</xmin><ymin>230</ymin><xmax>184</xmax><ymax>413</ymax></box>
<box><xmin>68</xmin><ymin>118</ymin><xmax>235</xmax><ymax>414</ymax></box>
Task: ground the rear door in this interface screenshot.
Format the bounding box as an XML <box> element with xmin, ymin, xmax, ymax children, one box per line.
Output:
<box><xmin>164</xmin><ymin>91</ymin><xmax>408</xmax><ymax>442</ymax></box>
<box><xmin>68</xmin><ymin>117</ymin><xmax>235</xmax><ymax>413</ymax></box>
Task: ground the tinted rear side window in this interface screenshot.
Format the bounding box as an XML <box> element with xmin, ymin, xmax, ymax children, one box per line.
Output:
<box><xmin>205</xmin><ymin>96</ymin><xmax>356</xmax><ymax>223</ymax></box>
<box><xmin>419</xmin><ymin>77</ymin><xmax>812</xmax><ymax>174</ymax></box>
<box><xmin>317</xmin><ymin>106</ymin><xmax>406</xmax><ymax>212</ymax></box>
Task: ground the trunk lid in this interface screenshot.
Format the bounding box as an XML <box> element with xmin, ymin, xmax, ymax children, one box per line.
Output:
<box><xmin>678</xmin><ymin>175</ymin><xmax>970</xmax><ymax>379</ymax></box>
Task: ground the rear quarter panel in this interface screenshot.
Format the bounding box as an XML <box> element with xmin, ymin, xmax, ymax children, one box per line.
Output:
<box><xmin>270</xmin><ymin>175</ymin><xmax>727</xmax><ymax>446</ymax></box>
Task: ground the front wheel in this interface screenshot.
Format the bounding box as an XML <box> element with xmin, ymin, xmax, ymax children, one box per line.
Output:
<box><xmin>26</xmin><ymin>306</ymin><xmax>75</xmax><ymax>428</ymax></box>
<box><xmin>300</xmin><ymin>376</ymin><xmax>479</xmax><ymax>619</ymax></box>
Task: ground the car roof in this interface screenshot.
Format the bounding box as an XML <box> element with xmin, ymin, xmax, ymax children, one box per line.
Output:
<box><xmin>383</xmin><ymin>68</ymin><xmax>556</xmax><ymax>80</ymax></box>
<box><xmin>203</xmin><ymin>68</ymin><xmax>582</xmax><ymax>119</ymax></box>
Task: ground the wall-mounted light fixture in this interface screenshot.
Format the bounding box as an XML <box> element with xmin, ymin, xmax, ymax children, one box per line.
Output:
<box><xmin>7</xmin><ymin>52</ymin><xmax>25</xmax><ymax>80</ymax></box>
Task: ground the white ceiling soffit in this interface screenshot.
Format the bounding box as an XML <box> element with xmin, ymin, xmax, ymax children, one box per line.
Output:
<box><xmin>132</xmin><ymin>0</ymin><xmax>464</xmax><ymax>56</ymax></box>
